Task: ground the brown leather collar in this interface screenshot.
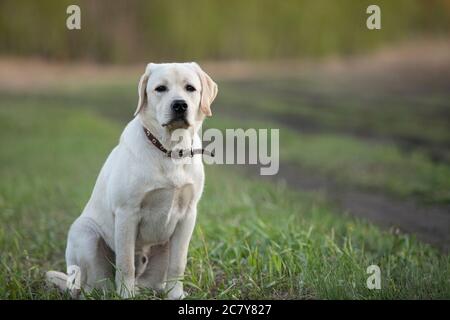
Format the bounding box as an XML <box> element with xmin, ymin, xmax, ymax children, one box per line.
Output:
<box><xmin>143</xmin><ymin>127</ymin><xmax>214</xmax><ymax>158</ymax></box>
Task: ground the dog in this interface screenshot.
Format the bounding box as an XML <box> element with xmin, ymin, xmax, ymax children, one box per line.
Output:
<box><xmin>46</xmin><ymin>62</ymin><xmax>218</xmax><ymax>299</ymax></box>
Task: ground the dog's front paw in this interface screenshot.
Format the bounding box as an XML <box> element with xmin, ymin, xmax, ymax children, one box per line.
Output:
<box><xmin>118</xmin><ymin>287</ymin><xmax>136</xmax><ymax>299</ymax></box>
<box><xmin>116</xmin><ymin>279</ymin><xmax>136</xmax><ymax>299</ymax></box>
<box><xmin>167</xmin><ymin>282</ymin><xmax>186</xmax><ymax>300</ymax></box>
<box><xmin>167</xmin><ymin>290</ymin><xmax>187</xmax><ymax>300</ymax></box>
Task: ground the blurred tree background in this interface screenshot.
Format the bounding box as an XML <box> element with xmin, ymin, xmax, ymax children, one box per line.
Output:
<box><xmin>0</xmin><ymin>0</ymin><xmax>449</xmax><ymax>63</ymax></box>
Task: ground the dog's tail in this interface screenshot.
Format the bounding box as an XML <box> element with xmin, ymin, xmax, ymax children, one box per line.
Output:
<box><xmin>45</xmin><ymin>265</ymin><xmax>81</xmax><ymax>298</ymax></box>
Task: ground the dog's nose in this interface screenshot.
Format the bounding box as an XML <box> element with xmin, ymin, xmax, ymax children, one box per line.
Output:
<box><xmin>171</xmin><ymin>100</ymin><xmax>188</xmax><ymax>114</ymax></box>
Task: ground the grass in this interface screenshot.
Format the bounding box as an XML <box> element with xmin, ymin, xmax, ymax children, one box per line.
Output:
<box><xmin>1</xmin><ymin>95</ymin><xmax>449</xmax><ymax>299</ymax></box>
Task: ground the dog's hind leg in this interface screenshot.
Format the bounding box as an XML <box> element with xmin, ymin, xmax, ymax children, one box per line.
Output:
<box><xmin>65</xmin><ymin>217</ymin><xmax>115</xmax><ymax>296</ymax></box>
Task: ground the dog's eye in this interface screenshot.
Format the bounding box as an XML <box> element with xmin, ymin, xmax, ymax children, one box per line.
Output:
<box><xmin>185</xmin><ymin>85</ymin><xmax>196</xmax><ymax>92</ymax></box>
<box><xmin>155</xmin><ymin>85</ymin><xmax>167</xmax><ymax>92</ymax></box>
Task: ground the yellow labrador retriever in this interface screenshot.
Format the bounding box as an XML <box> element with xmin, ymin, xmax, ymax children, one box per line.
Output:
<box><xmin>46</xmin><ymin>62</ymin><xmax>218</xmax><ymax>299</ymax></box>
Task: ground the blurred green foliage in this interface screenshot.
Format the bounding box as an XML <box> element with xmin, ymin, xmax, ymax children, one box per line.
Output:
<box><xmin>0</xmin><ymin>0</ymin><xmax>449</xmax><ymax>62</ymax></box>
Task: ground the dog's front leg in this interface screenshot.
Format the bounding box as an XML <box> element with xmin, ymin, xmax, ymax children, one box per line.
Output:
<box><xmin>115</xmin><ymin>210</ymin><xmax>138</xmax><ymax>299</ymax></box>
<box><xmin>166</xmin><ymin>209</ymin><xmax>197</xmax><ymax>300</ymax></box>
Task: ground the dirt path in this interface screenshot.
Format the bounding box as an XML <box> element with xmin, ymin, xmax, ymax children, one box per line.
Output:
<box><xmin>219</xmin><ymin>101</ymin><xmax>450</xmax><ymax>251</ymax></box>
<box><xmin>220</xmin><ymin>99</ymin><xmax>450</xmax><ymax>251</ymax></box>
<box><xmin>217</xmin><ymin>40</ymin><xmax>450</xmax><ymax>252</ymax></box>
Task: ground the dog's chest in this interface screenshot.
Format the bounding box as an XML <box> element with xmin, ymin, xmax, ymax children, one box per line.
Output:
<box><xmin>136</xmin><ymin>182</ymin><xmax>194</xmax><ymax>246</ymax></box>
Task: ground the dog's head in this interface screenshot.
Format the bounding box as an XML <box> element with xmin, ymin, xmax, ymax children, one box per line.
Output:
<box><xmin>134</xmin><ymin>62</ymin><xmax>218</xmax><ymax>131</ymax></box>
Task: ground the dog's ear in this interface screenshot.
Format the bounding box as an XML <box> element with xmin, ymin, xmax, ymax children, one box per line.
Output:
<box><xmin>190</xmin><ymin>62</ymin><xmax>218</xmax><ymax>117</ymax></box>
<box><xmin>134</xmin><ymin>63</ymin><xmax>154</xmax><ymax>116</ymax></box>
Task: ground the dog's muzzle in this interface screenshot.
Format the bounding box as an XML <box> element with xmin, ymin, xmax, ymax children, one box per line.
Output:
<box><xmin>163</xmin><ymin>99</ymin><xmax>190</xmax><ymax>129</ymax></box>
